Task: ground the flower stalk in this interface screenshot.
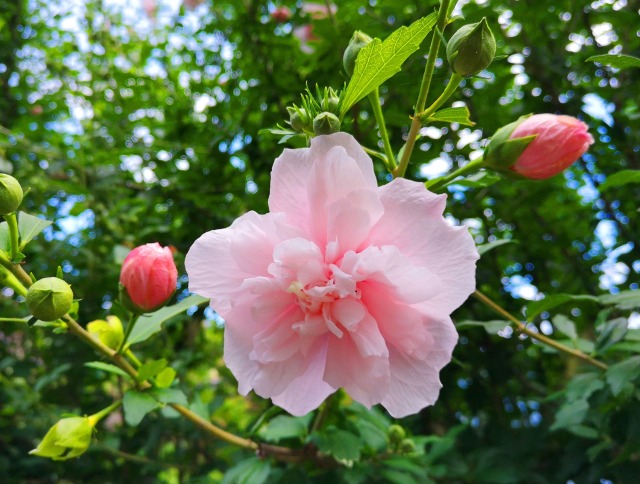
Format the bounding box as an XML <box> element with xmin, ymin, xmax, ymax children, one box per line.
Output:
<box><xmin>473</xmin><ymin>290</ymin><xmax>608</xmax><ymax>370</ymax></box>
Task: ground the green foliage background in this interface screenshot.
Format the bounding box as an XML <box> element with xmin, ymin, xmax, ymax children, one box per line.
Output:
<box><xmin>1</xmin><ymin>0</ymin><xmax>639</xmax><ymax>482</ymax></box>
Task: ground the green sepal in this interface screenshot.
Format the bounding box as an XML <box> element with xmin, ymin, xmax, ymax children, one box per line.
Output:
<box><xmin>483</xmin><ymin>115</ymin><xmax>537</xmax><ymax>174</ymax></box>
<box><xmin>29</xmin><ymin>416</ymin><xmax>93</xmax><ymax>461</ymax></box>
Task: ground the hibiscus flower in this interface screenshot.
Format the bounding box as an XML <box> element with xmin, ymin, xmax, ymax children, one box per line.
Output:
<box><xmin>186</xmin><ymin>133</ymin><xmax>478</xmax><ymax>417</ymax></box>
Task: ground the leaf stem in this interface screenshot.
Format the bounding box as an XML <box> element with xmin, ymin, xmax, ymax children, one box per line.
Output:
<box><xmin>118</xmin><ymin>312</ymin><xmax>137</xmax><ymax>354</ymax></box>
<box><xmin>426</xmin><ymin>156</ymin><xmax>484</xmax><ymax>191</ymax></box>
<box><xmin>0</xmin><ymin>263</ymin><xmax>28</xmax><ymax>297</ymax></box>
<box><xmin>473</xmin><ymin>290</ymin><xmax>608</xmax><ymax>370</ymax></box>
<box><xmin>394</xmin><ymin>0</ymin><xmax>451</xmax><ymax>178</ymax></box>
<box><xmin>88</xmin><ymin>400</ymin><xmax>122</xmax><ymax>427</ymax></box>
<box><xmin>418</xmin><ymin>73</ymin><xmax>463</xmax><ymax>120</ymax></box>
<box><xmin>368</xmin><ymin>89</ymin><xmax>396</xmax><ymax>172</ymax></box>
<box><xmin>0</xmin><ymin>250</ymin><xmax>34</xmax><ymax>288</ymax></box>
<box><xmin>4</xmin><ymin>212</ymin><xmax>20</xmax><ymax>262</ymax></box>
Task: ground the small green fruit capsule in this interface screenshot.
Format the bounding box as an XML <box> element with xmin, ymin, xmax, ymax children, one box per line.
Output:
<box><xmin>0</xmin><ymin>173</ymin><xmax>24</xmax><ymax>215</ymax></box>
<box><xmin>388</xmin><ymin>424</ymin><xmax>406</xmax><ymax>444</ymax></box>
<box><xmin>313</xmin><ymin>112</ymin><xmax>341</xmax><ymax>136</ymax></box>
<box><xmin>321</xmin><ymin>88</ymin><xmax>340</xmax><ymax>113</ymax></box>
<box><xmin>446</xmin><ymin>18</ymin><xmax>496</xmax><ymax>77</ymax></box>
<box><xmin>287</xmin><ymin>106</ymin><xmax>310</xmax><ymax>132</ymax></box>
<box><xmin>343</xmin><ymin>31</ymin><xmax>373</xmax><ymax>77</ymax></box>
<box><xmin>399</xmin><ymin>438</ymin><xmax>416</xmax><ymax>454</ymax></box>
<box><xmin>26</xmin><ymin>277</ymin><xmax>74</xmax><ymax>321</ymax></box>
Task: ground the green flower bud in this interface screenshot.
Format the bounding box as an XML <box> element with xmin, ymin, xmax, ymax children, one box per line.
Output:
<box><xmin>26</xmin><ymin>277</ymin><xmax>74</xmax><ymax>322</ymax></box>
<box><xmin>399</xmin><ymin>438</ymin><xmax>416</xmax><ymax>454</ymax></box>
<box><xmin>0</xmin><ymin>173</ymin><xmax>23</xmax><ymax>215</ymax></box>
<box><xmin>446</xmin><ymin>18</ymin><xmax>496</xmax><ymax>77</ymax></box>
<box><xmin>287</xmin><ymin>106</ymin><xmax>311</xmax><ymax>132</ymax></box>
<box><xmin>343</xmin><ymin>31</ymin><xmax>373</xmax><ymax>77</ymax></box>
<box><xmin>313</xmin><ymin>112</ymin><xmax>341</xmax><ymax>136</ymax></box>
<box><xmin>321</xmin><ymin>88</ymin><xmax>340</xmax><ymax>113</ymax></box>
<box><xmin>29</xmin><ymin>416</ymin><xmax>93</xmax><ymax>461</ymax></box>
<box><xmin>87</xmin><ymin>315</ymin><xmax>124</xmax><ymax>350</ymax></box>
<box><xmin>387</xmin><ymin>424</ymin><xmax>406</xmax><ymax>444</ymax></box>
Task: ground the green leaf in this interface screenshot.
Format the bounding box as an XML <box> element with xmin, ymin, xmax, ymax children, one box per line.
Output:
<box><xmin>598</xmin><ymin>290</ymin><xmax>640</xmax><ymax>310</ymax></box>
<box><xmin>424</xmin><ymin>106</ymin><xmax>475</xmax><ymax>126</ymax></box>
<box><xmin>0</xmin><ymin>221</ymin><xmax>9</xmax><ymax>253</ymax></box>
<box><xmin>137</xmin><ymin>358</ymin><xmax>168</xmax><ymax>382</ymax></box>
<box><xmin>587</xmin><ymin>54</ymin><xmax>640</xmax><ymax>69</ymax></box>
<box><xmin>456</xmin><ymin>319</ymin><xmax>509</xmax><ymax>335</ymax></box>
<box><xmin>596</xmin><ymin>318</ymin><xmax>628</xmax><ymax>353</ymax></box>
<box><xmin>122</xmin><ymin>390</ymin><xmax>162</xmax><ymax>426</ymax></box>
<box><xmin>606</xmin><ymin>355</ymin><xmax>640</xmax><ymax>396</ymax></box>
<box><xmin>340</xmin><ymin>14</ymin><xmax>437</xmax><ymax>115</ymax></box>
<box><xmin>550</xmin><ymin>399</ymin><xmax>589</xmax><ymax>431</ymax></box>
<box><xmin>222</xmin><ymin>457</ymin><xmax>271</xmax><ymax>484</ymax></box>
<box><xmin>125</xmin><ymin>294</ymin><xmax>209</xmax><ymax>348</ymax></box>
<box><xmin>259</xmin><ymin>414</ymin><xmax>312</xmax><ymax>443</ymax></box>
<box><xmin>566</xmin><ymin>373</ymin><xmax>604</xmax><ymax>402</ymax></box>
<box><xmin>598</xmin><ymin>169</ymin><xmax>640</xmax><ymax>191</ymax></box>
<box><xmin>155</xmin><ymin>367</ymin><xmax>176</xmax><ymax>388</ymax></box>
<box><xmin>311</xmin><ymin>426</ymin><xmax>363</xmax><ymax>461</ymax></box>
<box><xmin>151</xmin><ymin>388</ymin><xmax>188</xmax><ymax>406</ymax></box>
<box><xmin>17</xmin><ymin>211</ymin><xmax>52</xmax><ymax>249</ymax></box>
<box><xmin>84</xmin><ymin>361</ymin><xmax>131</xmax><ymax>380</ymax></box>
<box><xmin>552</xmin><ymin>314</ymin><xmax>577</xmax><ymax>340</ymax></box>
<box><xmin>526</xmin><ymin>294</ymin><xmax>599</xmax><ymax>321</ymax></box>
<box><xmin>356</xmin><ymin>419</ymin><xmax>388</xmax><ymax>452</ymax></box>
<box><xmin>477</xmin><ymin>239</ymin><xmax>515</xmax><ymax>256</ymax></box>
<box><xmin>448</xmin><ymin>170</ymin><xmax>502</xmax><ymax>188</ymax></box>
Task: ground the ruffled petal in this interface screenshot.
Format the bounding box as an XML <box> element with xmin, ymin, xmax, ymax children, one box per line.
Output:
<box><xmin>381</xmin><ymin>316</ymin><xmax>458</xmax><ymax>418</ymax></box>
<box><xmin>369</xmin><ymin>178</ymin><xmax>479</xmax><ymax>315</ymax></box>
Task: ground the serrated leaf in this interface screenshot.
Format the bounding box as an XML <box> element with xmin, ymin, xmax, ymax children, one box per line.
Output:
<box><xmin>587</xmin><ymin>54</ymin><xmax>640</xmax><ymax>69</ymax></box>
<box><xmin>151</xmin><ymin>388</ymin><xmax>188</xmax><ymax>406</ymax></box>
<box><xmin>137</xmin><ymin>358</ymin><xmax>168</xmax><ymax>382</ymax></box>
<box><xmin>526</xmin><ymin>294</ymin><xmax>599</xmax><ymax>321</ymax></box>
<box><xmin>125</xmin><ymin>294</ymin><xmax>209</xmax><ymax>348</ymax></box>
<box><xmin>599</xmin><ymin>169</ymin><xmax>640</xmax><ymax>191</ymax></box>
<box><xmin>17</xmin><ymin>211</ymin><xmax>52</xmax><ymax>249</ymax></box>
<box><xmin>424</xmin><ymin>106</ymin><xmax>474</xmax><ymax>126</ymax></box>
<box><xmin>312</xmin><ymin>427</ymin><xmax>363</xmax><ymax>461</ymax></box>
<box><xmin>598</xmin><ymin>290</ymin><xmax>640</xmax><ymax>310</ymax></box>
<box><xmin>222</xmin><ymin>457</ymin><xmax>271</xmax><ymax>484</ymax></box>
<box><xmin>606</xmin><ymin>356</ymin><xmax>640</xmax><ymax>396</ymax></box>
<box><xmin>84</xmin><ymin>361</ymin><xmax>131</xmax><ymax>380</ymax></box>
<box><xmin>552</xmin><ymin>314</ymin><xmax>577</xmax><ymax>340</ymax></box>
<box><xmin>596</xmin><ymin>317</ymin><xmax>628</xmax><ymax>353</ymax></box>
<box><xmin>259</xmin><ymin>414</ymin><xmax>312</xmax><ymax>443</ymax></box>
<box><xmin>341</xmin><ymin>14</ymin><xmax>437</xmax><ymax>115</ymax></box>
<box><xmin>477</xmin><ymin>239</ymin><xmax>515</xmax><ymax>256</ymax></box>
<box><xmin>155</xmin><ymin>367</ymin><xmax>176</xmax><ymax>388</ymax></box>
<box><xmin>123</xmin><ymin>390</ymin><xmax>161</xmax><ymax>426</ymax></box>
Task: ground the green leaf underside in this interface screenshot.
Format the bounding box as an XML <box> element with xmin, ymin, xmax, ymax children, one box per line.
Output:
<box><xmin>587</xmin><ymin>54</ymin><xmax>640</xmax><ymax>69</ymax></box>
<box><xmin>598</xmin><ymin>290</ymin><xmax>640</xmax><ymax>310</ymax></box>
<box><xmin>123</xmin><ymin>390</ymin><xmax>162</xmax><ymax>426</ymax></box>
<box><xmin>477</xmin><ymin>239</ymin><xmax>515</xmax><ymax>256</ymax></box>
<box><xmin>456</xmin><ymin>320</ymin><xmax>509</xmax><ymax>335</ymax></box>
<box><xmin>426</xmin><ymin>106</ymin><xmax>475</xmax><ymax>126</ymax></box>
<box><xmin>598</xmin><ymin>170</ymin><xmax>640</xmax><ymax>191</ymax></box>
<box><xmin>259</xmin><ymin>414</ymin><xmax>312</xmax><ymax>443</ymax></box>
<box><xmin>126</xmin><ymin>294</ymin><xmax>209</xmax><ymax>348</ymax></box>
<box><xmin>222</xmin><ymin>457</ymin><xmax>271</xmax><ymax>484</ymax></box>
<box><xmin>18</xmin><ymin>211</ymin><xmax>53</xmax><ymax>249</ymax></box>
<box><xmin>312</xmin><ymin>427</ymin><xmax>363</xmax><ymax>461</ymax></box>
<box><xmin>606</xmin><ymin>356</ymin><xmax>640</xmax><ymax>395</ymax></box>
<box><xmin>84</xmin><ymin>361</ymin><xmax>131</xmax><ymax>379</ymax></box>
<box><xmin>341</xmin><ymin>13</ymin><xmax>437</xmax><ymax>115</ymax></box>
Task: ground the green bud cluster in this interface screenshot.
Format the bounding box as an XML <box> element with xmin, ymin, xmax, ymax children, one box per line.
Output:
<box><xmin>286</xmin><ymin>86</ymin><xmax>343</xmax><ymax>137</ymax></box>
<box><xmin>26</xmin><ymin>277</ymin><xmax>74</xmax><ymax>321</ymax></box>
<box><xmin>446</xmin><ymin>18</ymin><xmax>496</xmax><ymax>77</ymax></box>
<box><xmin>0</xmin><ymin>173</ymin><xmax>23</xmax><ymax>215</ymax></box>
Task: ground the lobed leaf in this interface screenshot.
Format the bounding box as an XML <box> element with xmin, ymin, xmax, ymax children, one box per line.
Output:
<box><xmin>340</xmin><ymin>14</ymin><xmax>437</xmax><ymax>115</ymax></box>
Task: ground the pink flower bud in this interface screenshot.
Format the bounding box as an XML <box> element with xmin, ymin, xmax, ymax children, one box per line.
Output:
<box><xmin>271</xmin><ymin>6</ymin><xmax>291</xmax><ymax>23</ymax></box>
<box><xmin>119</xmin><ymin>243</ymin><xmax>178</xmax><ymax>313</ymax></box>
<box><xmin>508</xmin><ymin>114</ymin><xmax>594</xmax><ymax>179</ymax></box>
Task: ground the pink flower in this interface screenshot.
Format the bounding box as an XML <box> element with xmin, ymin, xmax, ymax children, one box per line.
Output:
<box><xmin>119</xmin><ymin>243</ymin><xmax>178</xmax><ymax>313</ymax></box>
<box><xmin>509</xmin><ymin>114</ymin><xmax>594</xmax><ymax>179</ymax></box>
<box><xmin>186</xmin><ymin>133</ymin><xmax>478</xmax><ymax>417</ymax></box>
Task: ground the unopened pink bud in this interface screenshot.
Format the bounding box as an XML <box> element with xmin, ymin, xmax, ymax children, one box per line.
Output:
<box><xmin>119</xmin><ymin>243</ymin><xmax>178</xmax><ymax>313</ymax></box>
<box><xmin>271</xmin><ymin>6</ymin><xmax>291</xmax><ymax>23</ymax></box>
<box><xmin>509</xmin><ymin>114</ymin><xmax>594</xmax><ymax>179</ymax></box>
